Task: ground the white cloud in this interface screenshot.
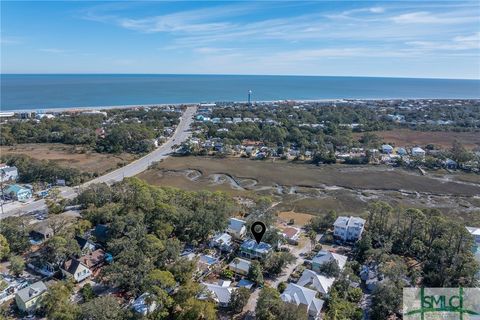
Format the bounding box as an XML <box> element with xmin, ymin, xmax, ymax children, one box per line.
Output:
<box><xmin>391</xmin><ymin>10</ymin><xmax>478</xmax><ymax>24</ymax></box>
<box><xmin>39</xmin><ymin>48</ymin><xmax>69</xmax><ymax>54</ymax></box>
<box><xmin>0</xmin><ymin>36</ymin><xmax>23</xmax><ymax>45</ymax></box>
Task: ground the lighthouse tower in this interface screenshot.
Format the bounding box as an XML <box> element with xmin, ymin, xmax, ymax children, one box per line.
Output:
<box><xmin>247</xmin><ymin>90</ymin><xmax>252</xmax><ymax>106</ymax></box>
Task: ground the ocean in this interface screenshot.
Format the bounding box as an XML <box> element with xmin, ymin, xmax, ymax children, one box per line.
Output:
<box><xmin>1</xmin><ymin>74</ymin><xmax>479</xmax><ymax>111</ymax></box>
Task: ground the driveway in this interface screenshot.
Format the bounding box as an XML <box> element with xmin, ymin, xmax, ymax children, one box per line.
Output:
<box><xmin>242</xmin><ymin>234</ymin><xmax>311</xmax><ymax>315</ymax></box>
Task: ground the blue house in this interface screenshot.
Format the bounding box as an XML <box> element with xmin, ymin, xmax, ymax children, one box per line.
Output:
<box><xmin>4</xmin><ymin>184</ymin><xmax>32</xmax><ymax>202</ymax></box>
<box><xmin>239</xmin><ymin>239</ymin><xmax>272</xmax><ymax>260</ymax></box>
<box><xmin>381</xmin><ymin>144</ymin><xmax>393</xmax><ymax>154</ymax></box>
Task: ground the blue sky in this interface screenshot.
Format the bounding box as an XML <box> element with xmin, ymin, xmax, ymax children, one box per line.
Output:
<box><xmin>1</xmin><ymin>1</ymin><xmax>479</xmax><ymax>79</ymax></box>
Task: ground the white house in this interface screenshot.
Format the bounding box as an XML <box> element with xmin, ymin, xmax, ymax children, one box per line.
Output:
<box><xmin>227</xmin><ymin>218</ymin><xmax>247</xmax><ymax>239</ymax></box>
<box><xmin>61</xmin><ymin>259</ymin><xmax>92</xmax><ymax>283</ymax></box>
<box><xmin>333</xmin><ymin>216</ymin><xmax>366</xmax><ymax>242</ymax></box>
<box><xmin>466</xmin><ymin>227</ymin><xmax>480</xmax><ymax>245</ymax></box>
<box><xmin>132</xmin><ymin>293</ymin><xmax>157</xmax><ymax>315</ymax></box>
<box><xmin>199</xmin><ymin>280</ymin><xmax>234</xmax><ymax>308</ymax></box>
<box><xmin>0</xmin><ymin>165</ymin><xmax>18</xmax><ymax>182</ymax></box>
<box><xmin>312</xmin><ymin>250</ymin><xmax>348</xmax><ymax>273</ymax></box>
<box><xmin>381</xmin><ymin>144</ymin><xmax>393</xmax><ymax>154</ymax></box>
<box><xmin>210</xmin><ymin>233</ymin><xmax>233</xmax><ymax>252</ymax></box>
<box><xmin>280</xmin><ymin>283</ymin><xmax>324</xmax><ymax>319</ymax></box>
<box><xmin>15</xmin><ymin>281</ymin><xmax>48</xmax><ymax>313</ymax></box>
<box><xmin>228</xmin><ymin>258</ymin><xmax>252</xmax><ymax>276</ymax></box>
<box><xmin>297</xmin><ymin>269</ymin><xmax>335</xmax><ymax>295</ymax></box>
<box><xmin>411</xmin><ymin>147</ymin><xmax>426</xmax><ymax>158</ymax></box>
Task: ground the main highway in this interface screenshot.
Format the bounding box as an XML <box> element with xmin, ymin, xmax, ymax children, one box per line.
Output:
<box><xmin>1</xmin><ymin>105</ymin><xmax>197</xmax><ymax>218</ymax></box>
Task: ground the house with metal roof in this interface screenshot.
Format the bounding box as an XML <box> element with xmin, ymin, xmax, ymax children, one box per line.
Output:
<box><xmin>0</xmin><ymin>165</ymin><xmax>18</xmax><ymax>182</ymax></box>
<box><xmin>227</xmin><ymin>218</ymin><xmax>247</xmax><ymax>239</ymax></box>
<box><xmin>228</xmin><ymin>258</ymin><xmax>252</xmax><ymax>276</ymax></box>
<box><xmin>132</xmin><ymin>292</ymin><xmax>157</xmax><ymax>315</ymax></box>
<box><xmin>210</xmin><ymin>233</ymin><xmax>233</xmax><ymax>252</ymax></box>
<box><xmin>297</xmin><ymin>269</ymin><xmax>335</xmax><ymax>295</ymax></box>
<box><xmin>239</xmin><ymin>239</ymin><xmax>272</xmax><ymax>260</ymax></box>
<box><xmin>199</xmin><ymin>280</ymin><xmax>234</xmax><ymax>308</ymax></box>
<box><xmin>75</xmin><ymin>236</ymin><xmax>96</xmax><ymax>254</ymax></box>
<box><xmin>333</xmin><ymin>216</ymin><xmax>366</xmax><ymax>242</ymax></box>
<box><xmin>3</xmin><ymin>184</ymin><xmax>32</xmax><ymax>202</ymax></box>
<box><xmin>312</xmin><ymin>250</ymin><xmax>348</xmax><ymax>273</ymax></box>
<box><xmin>15</xmin><ymin>281</ymin><xmax>47</xmax><ymax>313</ymax></box>
<box><xmin>280</xmin><ymin>283</ymin><xmax>324</xmax><ymax>319</ymax></box>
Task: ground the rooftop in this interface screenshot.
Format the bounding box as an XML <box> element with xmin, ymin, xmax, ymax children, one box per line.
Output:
<box><xmin>16</xmin><ymin>281</ymin><xmax>47</xmax><ymax>303</ymax></box>
<box><xmin>240</xmin><ymin>239</ymin><xmax>272</xmax><ymax>254</ymax></box>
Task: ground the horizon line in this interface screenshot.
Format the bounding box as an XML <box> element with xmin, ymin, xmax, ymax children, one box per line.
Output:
<box><xmin>1</xmin><ymin>73</ymin><xmax>479</xmax><ymax>81</ymax></box>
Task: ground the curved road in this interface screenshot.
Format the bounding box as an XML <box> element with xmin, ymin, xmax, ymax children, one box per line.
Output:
<box><xmin>1</xmin><ymin>106</ymin><xmax>197</xmax><ymax>218</ymax></box>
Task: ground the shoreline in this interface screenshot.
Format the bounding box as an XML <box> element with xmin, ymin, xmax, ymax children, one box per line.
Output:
<box><xmin>2</xmin><ymin>97</ymin><xmax>479</xmax><ymax>113</ymax></box>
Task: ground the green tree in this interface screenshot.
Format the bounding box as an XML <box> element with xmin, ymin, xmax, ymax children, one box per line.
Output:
<box><xmin>264</xmin><ymin>252</ymin><xmax>296</xmax><ymax>277</ymax></box>
<box><xmin>256</xmin><ymin>287</ymin><xmax>282</xmax><ymax>320</ymax></box>
<box><xmin>309</xmin><ymin>210</ymin><xmax>337</xmax><ymax>233</ymax></box>
<box><xmin>79</xmin><ymin>296</ymin><xmax>127</xmax><ymax>320</ymax></box>
<box><xmin>177</xmin><ymin>298</ymin><xmax>217</xmax><ymax>320</ymax></box>
<box><xmin>8</xmin><ymin>255</ymin><xmax>25</xmax><ymax>276</ymax></box>
<box><xmin>450</xmin><ymin>140</ymin><xmax>473</xmax><ymax>163</ymax></box>
<box><xmin>0</xmin><ymin>235</ymin><xmax>10</xmax><ymax>260</ymax></box>
<box><xmin>79</xmin><ymin>283</ymin><xmax>96</xmax><ymax>302</ymax></box>
<box><xmin>370</xmin><ymin>280</ymin><xmax>402</xmax><ymax>320</ymax></box>
<box><xmin>247</xmin><ymin>261</ymin><xmax>264</xmax><ymax>285</ymax></box>
<box><xmin>317</xmin><ymin>259</ymin><xmax>341</xmax><ymax>278</ymax></box>
<box><xmin>0</xmin><ymin>217</ymin><xmax>30</xmax><ymax>254</ymax></box>
<box><xmin>229</xmin><ymin>287</ymin><xmax>251</xmax><ymax>313</ymax></box>
<box><xmin>40</xmin><ymin>281</ymin><xmax>78</xmax><ymax>320</ymax></box>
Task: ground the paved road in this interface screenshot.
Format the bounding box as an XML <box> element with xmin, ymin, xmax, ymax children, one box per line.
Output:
<box><xmin>242</xmin><ymin>236</ymin><xmax>311</xmax><ymax>315</ymax></box>
<box><xmin>1</xmin><ymin>106</ymin><xmax>197</xmax><ymax>218</ymax></box>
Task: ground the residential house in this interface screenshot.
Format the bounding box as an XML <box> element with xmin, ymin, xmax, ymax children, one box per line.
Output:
<box><xmin>197</xmin><ymin>254</ymin><xmax>219</xmax><ymax>272</ymax></box>
<box><xmin>27</xmin><ymin>259</ymin><xmax>55</xmax><ymax>277</ymax></box>
<box><xmin>199</xmin><ymin>280</ymin><xmax>234</xmax><ymax>308</ymax></box>
<box><xmin>132</xmin><ymin>293</ymin><xmax>157</xmax><ymax>315</ymax></box>
<box><xmin>78</xmin><ymin>249</ymin><xmax>106</xmax><ymax>272</ymax></box>
<box><xmin>297</xmin><ymin>269</ymin><xmax>335</xmax><ymax>295</ymax></box>
<box><xmin>75</xmin><ymin>236</ymin><xmax>96</xmax><ymax>254</ymax></box>
<box><xmin>239</xmin><ymin>239</ymin><xmax>272</xmax><ymax>260</ymax></box>
<box><xmin>227</xmin><ymin>218</ymin><xmax>247</xmax><ymax>239</ymax></box>
<box><xmin>396</xmin><ymin>147</ymin><xmax>407</xmax><ymax>156</ymax></box>
<box><xmin>411</xmin><ymin>147</ymin><xmax>426</xmax><ymax>158</ymax></box>
<box><xmin>381</xmin><ymin>144</ymin><xmax>393</xmax><ymax>154</ymax></box>
<box><xmin>15</xmin><ymin>281</ymin><xmax>48</xmax><ymax>313</ymax></box>
<box><xmin>237</xmin><ymin>279</ymin><xmax>254</xmax><ymax>289</ymax></box>
<box><xmin>280</xmin><ymin>283</ymin><xmax>324</xmax><ymax>319</ymax></box>
<box><xmin>3</xmin><ymin>184</ymin><xmax>32</xmax><ymax>202</ymax></box>
<box><xmin>333</xmin><ymin>216</ymin><xmax>366</xmax><ymax>242</ymax></box>
<box><xmin>281</xmin><ymin>226</ymin><xmax>301</xmax><ymax>244</ymax></box>
<box><xmin>210</xmin><ymin>233</ymin><xmax>233</xmax><ymax>252</ymax></box>
<box><xmin>466</xmin><ymin>226</ymin><xmax>480</xmax><ymax>246</ymax></box>
<box><xmin>93</xmin><ymin>224</ymin><xmax>110</xmax><ymax>243</ymax></box>
<box><xmin>29</xmin><ymin>223</ymin><xmax>54</xmax><ymax>244</ymax></box>
<box><xmin>444</xmin><ymin>159</ymin><xmax>458</xmax><ymax>169</ymax></box>
<box><xmin>228</xmin><ymin>258</ymin><xmax>252</xmax><ymax>276</ymax></box>
<box><xmin>61</xmin><ymin>259</ymin><xmax>92</xmax><ymax>283</ymax></box>
<box><xmin>0</xmin><ymin>165</ymin><xmax>18</xmax><ymax>182</ymax></box>
<box><xmin>312</xmin><ymin>250</ymin><xmax>348</xmax><ymax>273</ymax></box>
